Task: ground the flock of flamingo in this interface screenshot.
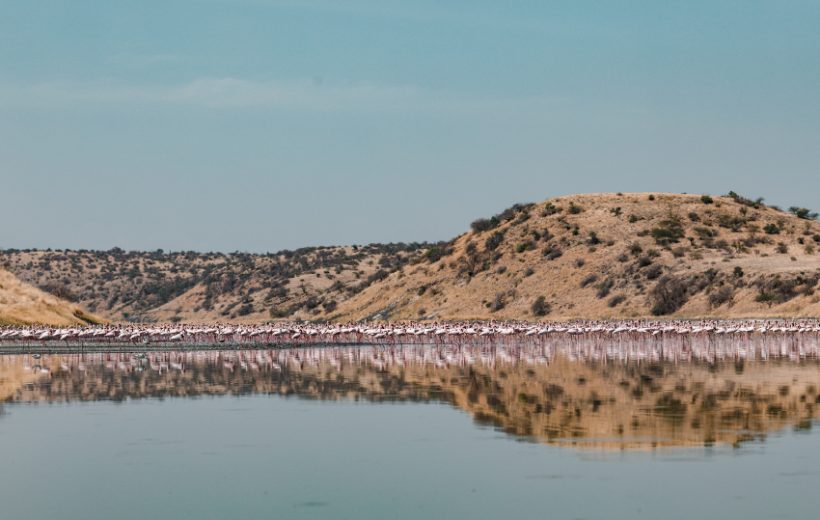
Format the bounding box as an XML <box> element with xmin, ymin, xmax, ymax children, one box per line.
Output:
<box><xmin>1</xmin><ymin>319</ymin><xmax>819</xmax><ymax>355</ymax></box>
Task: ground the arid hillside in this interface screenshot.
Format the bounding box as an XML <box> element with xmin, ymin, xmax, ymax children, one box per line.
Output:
<box><xmin>2</xmin><ymin>192</ymin><xmax>818</xmax><ymax>323</ymax></box>
<box><xmin>331</xmin><ymin>192</ymin><xmax>820</xmax><ymax>321</ymax></box>
<box><xmin>0</xmin><ymin>269</ymin><xmax>101</xmax><ymax>326</ymax></box>
<box><xmin>0</xmin><ymin>243</ymin><xmax>432</xmax><ymax>323</ymax></box>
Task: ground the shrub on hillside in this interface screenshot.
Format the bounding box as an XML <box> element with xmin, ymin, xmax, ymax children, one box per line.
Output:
<box><xmin>595</xmin><ymin>278</ymin><xmax>614</xmax><ymax>298</ymax></box>
<box><xmin>708</xmin><ymin>286</ymin><xmax>734</xmax><ymax>308</ymax></box>
<box><xmin>489</xmin><ymin>293</ymin><xmax>506</xmax><ymax>312</ymax></box>
<box><xmin>644</xmin><ymin>264</ymin><xmax>663</xmax><ymax>280</ymax></box>
<box><xmin>788</xmin><ymin>207</ymin><xmax>818</xmax><ymax>220</ymax></box>
<box><xmin>650</xmin><ymin>275</ymin><xmax>689</xmax><ymax>315</ymax></box>
<box><xmin>485</xmin><ymin>231</ymin><xmax>506</xmax><ymax>251</ymax></box>
<box><xmin>726</xmin><ymin>191</ymin><xmax>764</xmax><ymax>208</ymax></box>
<box><xmin>651</xmin><ymin>215</ymin><xmax>685</xmax><ymax>245</ymax></box>
<box><xmin>531</xmin><ymin>296</ymin><xmax>551</xmax><ymax>317</ymax></box>
<box><xmin>470</xmin><ymin>218</ymin><xmax>496</xmax><ymax>233</ymax></box>
<box><xmin>542</xmin><ymin>245</ymin><xmax>563</xmax><ymax>260</ymax></box>
<box><xmin>607</xmin><ymin>294</ymin><xmax>626</xmax><ymax>307</ymax></box>
<box><xmin>580</xmin><ymin>274</ymin><xmax>598</xmax><ymax>288</ymax></box>
<box><xmin>541</xmin><ymin>202</ymin><xmax>561</xmax><ymax>217</ymax></box>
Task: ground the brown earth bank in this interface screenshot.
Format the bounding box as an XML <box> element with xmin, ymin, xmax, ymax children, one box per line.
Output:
<box><xmin>2</xmin><ymin>192</ymin><xmax>819</xmax><ymax>324</ymax></box>
<box><xmin>0</xmin><ymin>269</ymin><xmax>102</xmax><ymax>326</ymax></box>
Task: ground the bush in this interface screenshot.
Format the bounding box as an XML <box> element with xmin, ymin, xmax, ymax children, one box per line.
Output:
<box><xmin>541</xmin><ymin>202</ymin><xmax>560</xmax><ymax>216</ymax></box>
<box><xmin>470</xmin><ymin>218</ymin><xmax>496</xmax><ymax>233</ymax></box>
<box><xmin>789</xmin><ymin>207</ymin><xmax>818</xmax><ymax>220</ymax></box>
<box><xmin>490</xmin><ymin>293</ymin><xmax>506</xmax><ymax>312</ymax></box>
<box><xmin>425</xmin><ymin>246</ymin><xmax>449</xmax><ymax>262</ymax></box>
<box><xmin>644</xmin><ymin>264</ymin><xmax>663</xmax><ymax>280</ymax></box>
<box><xmin>726</xmin><ymin>191</ymin><xmax>764</xmax><ymax>208</ymax></box>
<box><xmin>515</xmin><ymin>241</ymin><xmax>534</xmax><ymax>253</ymax></box>
<box><xmin>776</xmin><ymin>243</ymin><xmax>789</xmax><ymax>254</ymax></box>
<box><xmin>485</xmin><ymin>231</ymin><xmax>506</xmax><ymax>250</ymax></box>
<box><xmin>755</xmin><ymin>275</ymin><xmax>798</xmax><ymax>304</ymax></box>
<box><xmin>763</xmin><ymin>223</ymin><xmax>780</xmax><ymax>234</ymax></box>
<box><xmin>651</xmin><ymin>215</ymin><xmax>685</xmax><ymax>245</ymax></box>
<box><xmin>580</xmin><ymin>274</ymin><xmax>598</xmax><ymax>288</ymax></box>
<box><xmin>595</xmin><ymin>278</ymin><xmax>614</xmax><ymax>298</ymax></box>
<box><xmin>587</xmin><ymin>231</ymin><xmax>601</xmax><ymax>245</ymax></box>
<box><xmin>568</xmin><ymin>202</ymin><xmax>583</xmax><ymax>214</ymax></box>
<box><xmin>650</xmin><ymin>275</ymin><xmax>689</xmax><ymax>315</ymax></box>
<box><xmin>708</xmin><ymin>286</ymin><xmax>734</xmax><ymax>308</ymax></box>
<box><xmin>607</xmin><ymin>294</ymin><xmax>626</xmax><ymax>308</ymax></box>
<box><xmin>531</xmin><ymin>296</ymin><xmax>551</xmax><ymax>317</ymax></box>
<box><xmin>700</xmin><ymin>195</ymin><xmax>714</xmax><ymax>204</ymax></box>
<box><xmin>542</xmin><ymin>245</ymin><xmax>563</xmax><ymax>260</ymax></box>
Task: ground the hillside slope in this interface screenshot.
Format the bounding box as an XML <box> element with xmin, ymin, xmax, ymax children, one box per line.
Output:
<box><xmin>0</xmin><ymin>243</ymin><xmax>432</xmax><ymax>323</ymax></box>
<box><xmin>3</xmin><ymin>192</ymin><xmax>818</xmax><ymax>323</ymax></box>
<box><xmin>331</xmin><ymin>193</ymin><xmax>820</xmax><ymax>321</ymax></box>
<box><xmin>0</xmin><ymin>269</ymin><xmax>101</xmax><ymax>326</ymax></box>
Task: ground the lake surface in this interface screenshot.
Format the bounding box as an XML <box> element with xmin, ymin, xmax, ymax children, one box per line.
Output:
<box><xmin>1</xmin><ymin>345</ymin><xmax>819</xmax><ymax>519</ymax></box>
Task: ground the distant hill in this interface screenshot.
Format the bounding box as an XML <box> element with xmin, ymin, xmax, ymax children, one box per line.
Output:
<box><xmin>0</xmin><ymin>243</ymin><xmax>432</xmax><ymax>323</ymax></box>
<box><xmin>2</xmin><ymin>192</ymin><xmax>818</xmax><ymax>323</ymax></box>
<box><xmin>332</xmin><ymin>192</ymin><xmax>820</xmax><ymax>321</ymax></box>
<box><xmin>0</xmin><ymin>269</ymin><xmax>102</xmax><ymax>326</ymax></box>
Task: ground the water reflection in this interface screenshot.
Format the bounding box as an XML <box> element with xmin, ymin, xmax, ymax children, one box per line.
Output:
<box><xmin>2</xmin><ymin>344</ymin><xmax>818</xmax><ymax>449</ymax></box>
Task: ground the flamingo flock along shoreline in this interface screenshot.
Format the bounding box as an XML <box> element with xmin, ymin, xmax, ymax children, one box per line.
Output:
<box><xmin>1</xmin><ymin>319</ymin><xmax>820</xmax><ymax>355</ymax></box>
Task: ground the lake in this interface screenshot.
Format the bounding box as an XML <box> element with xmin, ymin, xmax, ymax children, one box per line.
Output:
<box><xmin>1</xmin><ymin>344</ymin><xmax>819</xmax><ymax>519</ymax></box>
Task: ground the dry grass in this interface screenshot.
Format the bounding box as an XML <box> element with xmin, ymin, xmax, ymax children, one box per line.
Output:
<box><xmin>0</xmin><ymin>269</ymin><xmax>103</xmax><ymax>326</ymax></box>
<box><xmin>331</xmin><ymin>192</ymin><xmax>820</xmax><ymax>321</ymax></box>
<box><xmin>2</xmin><ymin>192</ymin><xmax>818</xmax><ymax>323</ymax></box>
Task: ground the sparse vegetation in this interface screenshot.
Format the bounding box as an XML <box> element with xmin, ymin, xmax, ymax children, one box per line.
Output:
<box><xmin>651</xmin><ymin>215</ymin><xmax>685</xmax><ymax>245</ymax></box>
<box><xmin>531</xmin><ymin>296</ymin><xmax>551</xmax><ymax>317</ymax></box>
<box><xmin>789</xmin><ymin>207</ymin><xmax>818</xmax><ymax>220</ymax></box>
<box><xmin>650</xmin><ymin>276</ymin><xmax>689</xmax><ymax>315</ymax></box>
<box><xmin>4</xmin><ymin>192</ymin><xmax>819</xmax><ymax>324</ymax></box>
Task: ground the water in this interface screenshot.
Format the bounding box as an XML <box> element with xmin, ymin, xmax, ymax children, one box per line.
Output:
<box><xmin>1</xmin><ymin>345</ymin><xmax>819</xmax><ymax>519</ymax></box>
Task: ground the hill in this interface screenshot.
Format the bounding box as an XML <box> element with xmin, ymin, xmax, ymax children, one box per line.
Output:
<box><xmin>2</xmin><ymin>192</ymin><xmax>818</xmax><ymax>323</ymax></box>
<box><xmin>0</xmin><ymin>243</ymin><xmax>432</xmax><ymax>323</ymax></box>
<box><xmin>0</xmin><ymin>269</ymin><xmax>102</xmax><ymax>326</ymax></box>
<box><xmin>330</xmin><ymin>192</ymin><xmax>820</xmax><ymax>321</ymax></box>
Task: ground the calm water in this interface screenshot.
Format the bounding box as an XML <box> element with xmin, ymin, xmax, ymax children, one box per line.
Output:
<box><xmin>1</xmin><ymin>345</ymin><xmax>819</xmax><ymax>519</ymax></box>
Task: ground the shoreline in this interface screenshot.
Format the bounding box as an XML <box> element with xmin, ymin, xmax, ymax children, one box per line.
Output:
<box><xmin>2</xmin><ymin>318</ymin><xmax>819</xmax><ymax>355</ymax></box>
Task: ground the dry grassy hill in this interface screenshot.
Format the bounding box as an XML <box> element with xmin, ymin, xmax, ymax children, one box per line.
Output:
<box><xmin>0</xmin><ymin>269</ymin><xmax>101</xmax><ymax>326</ymax></box>
<box><xmin>2</xmin><ymin>192</ymin><xmax>818</xmax><ymax>323</ymax></box>
<box><xmin>331</xmin><ymin>192</ymin><xmax>820</xmax><ymax>321</ymax></box>
<box><xmin>0</xmin><ymin>243</ymin><xmax>432</xmax><ymax>323</ymax></box>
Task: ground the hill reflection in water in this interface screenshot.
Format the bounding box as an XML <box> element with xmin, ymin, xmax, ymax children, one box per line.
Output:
<box><xmin>2</xmin><ymin>343</ymin><xmax>818</xmax><ymax>449</ymax></box>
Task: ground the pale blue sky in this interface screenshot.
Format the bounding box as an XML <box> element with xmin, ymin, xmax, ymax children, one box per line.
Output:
<box><xmin>1</xmin><ymin>1</ymin><xmax>818</xmax><ymax>252</ymax></box>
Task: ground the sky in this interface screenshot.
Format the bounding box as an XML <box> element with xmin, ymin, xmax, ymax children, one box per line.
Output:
<box><xmin>1</xmin><ymin>0</ymin><xmax>818</xmax><ymax>252</ymax></box>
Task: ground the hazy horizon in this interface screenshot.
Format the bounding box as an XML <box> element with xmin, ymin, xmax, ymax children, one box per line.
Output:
<box><xmin>2</xmin><ymin>1</ymin><xmax>818</xmax><ymax>252</ymax></box>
